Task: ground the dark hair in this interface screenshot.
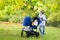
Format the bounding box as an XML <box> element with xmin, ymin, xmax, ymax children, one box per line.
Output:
<box><xmin>40</xmin><ymin>10</ymin><xmax>44</xmax><ymax>14</ymax></box>
<box><xmin>33</xmin><ymin>17</ymin><xmax>38</xmax><ymax>22</ymax></box>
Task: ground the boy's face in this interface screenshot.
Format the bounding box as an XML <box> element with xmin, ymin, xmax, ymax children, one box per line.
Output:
<box><xmin>40</xmin><ymin>13</ymin><xmax>43</xmax><ymax>16</ymax></box>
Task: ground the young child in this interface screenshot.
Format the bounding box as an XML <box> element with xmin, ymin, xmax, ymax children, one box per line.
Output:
<box><xmin>32</xmin><ymin>17</ymin><xmax>38</xmax><ymax>29</ymax></box>
<box><xmin>38</xmin><ymin>11</ymin><xmax>46</xmax><ymax>36</ymax></box>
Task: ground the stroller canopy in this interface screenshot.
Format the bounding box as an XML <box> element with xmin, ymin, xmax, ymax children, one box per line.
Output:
<box><xmin>23</xmin><ymin>16</ymin><xmax>32</xmax><ymax>26</ymax></box>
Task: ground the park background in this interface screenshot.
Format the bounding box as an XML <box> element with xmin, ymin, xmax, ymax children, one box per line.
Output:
<box><xmin>0</xmin><ymin>0</ymin><xmax>60</xmax><ymax>40</ymax></box>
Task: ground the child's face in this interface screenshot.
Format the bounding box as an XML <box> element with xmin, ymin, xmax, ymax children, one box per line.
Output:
<box><xmin>34</xmin><ymin>20</ymin><xmax>37</xmax><ymax>22</ymax></box>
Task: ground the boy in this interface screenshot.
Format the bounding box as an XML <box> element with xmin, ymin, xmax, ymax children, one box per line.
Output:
<box><xmin>38</xmin><ymin>11</ymin><xmax>46</xmax><ymax>36</ymax></box>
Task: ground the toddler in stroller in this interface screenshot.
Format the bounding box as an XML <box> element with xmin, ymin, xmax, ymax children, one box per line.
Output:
<box><xmin>21</xmin><ymin>16</ymin><xmax>39</xmax><ymax>37</ymax></box>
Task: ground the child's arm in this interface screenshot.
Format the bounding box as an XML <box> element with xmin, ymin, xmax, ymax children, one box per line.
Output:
<box><xmin>43</xmin><ymin>15</ymin><xmax>46</xmax><ymax>21</ymax></box>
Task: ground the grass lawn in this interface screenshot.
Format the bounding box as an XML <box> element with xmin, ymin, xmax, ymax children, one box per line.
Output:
<box><xmin>0</xmin><ymin>23</ymin><xmax>60</xmax><ymax>40</ymax></box>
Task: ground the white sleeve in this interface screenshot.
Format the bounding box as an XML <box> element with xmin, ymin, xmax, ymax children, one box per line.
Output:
<box><xmin>43</xmin><ymin>15</ymin><xmax>46</xmax><ymax>21</ymax></box>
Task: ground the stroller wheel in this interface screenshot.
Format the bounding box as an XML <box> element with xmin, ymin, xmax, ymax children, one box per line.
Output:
<box><xmin>21</xmin><ymin>30</ymin><xmax>23</xmax><ymax>37</ymax></box>
<box><xmin>26</xmin><ymin>31</ymin><xmax>30</xmax><ymax>38</ymax></box>
<box><xmin>35</xmin><ymin>32</ymin><xmax>39</xmax><ymax>37</ymax></box>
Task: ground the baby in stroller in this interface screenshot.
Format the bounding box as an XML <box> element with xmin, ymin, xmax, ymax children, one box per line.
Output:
<box><xmin>21</xmin><ymin>16</ymin><xmax>39</xmax><ymax>37</ymax></box>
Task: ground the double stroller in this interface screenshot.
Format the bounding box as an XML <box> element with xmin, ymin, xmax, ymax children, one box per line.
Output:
<box><xmin>21</xmin><ymin>16</ymin><xmax>40</xmax><ymax>37</ymax></box>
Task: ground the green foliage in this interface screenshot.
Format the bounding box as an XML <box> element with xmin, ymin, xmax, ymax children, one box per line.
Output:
<box><xmin>0</xmin><ymin>0</ymin><xmax>60</xmax><ymax>25</ymax></box>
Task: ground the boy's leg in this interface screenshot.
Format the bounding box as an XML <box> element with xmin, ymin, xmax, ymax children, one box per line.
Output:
<box><xmin>39</xmin><ymin>26</ymin><xmax>45</xmax><ymax>36</ymax></box>
<box><xmin>43</xmin><ymin>26</ymin><xmax>45</xmax><ymax>35</ymax></box>
<box><xmin>39</xmin><ymin>26</ymin><xmax>42</xmax><ymax>35</ymax></box>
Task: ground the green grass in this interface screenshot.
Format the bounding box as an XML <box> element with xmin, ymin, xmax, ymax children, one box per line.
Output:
<box><xmin>0</xmin><ymin>24</ymin><xmax>60</xmax><ymax>40</ymax></box>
